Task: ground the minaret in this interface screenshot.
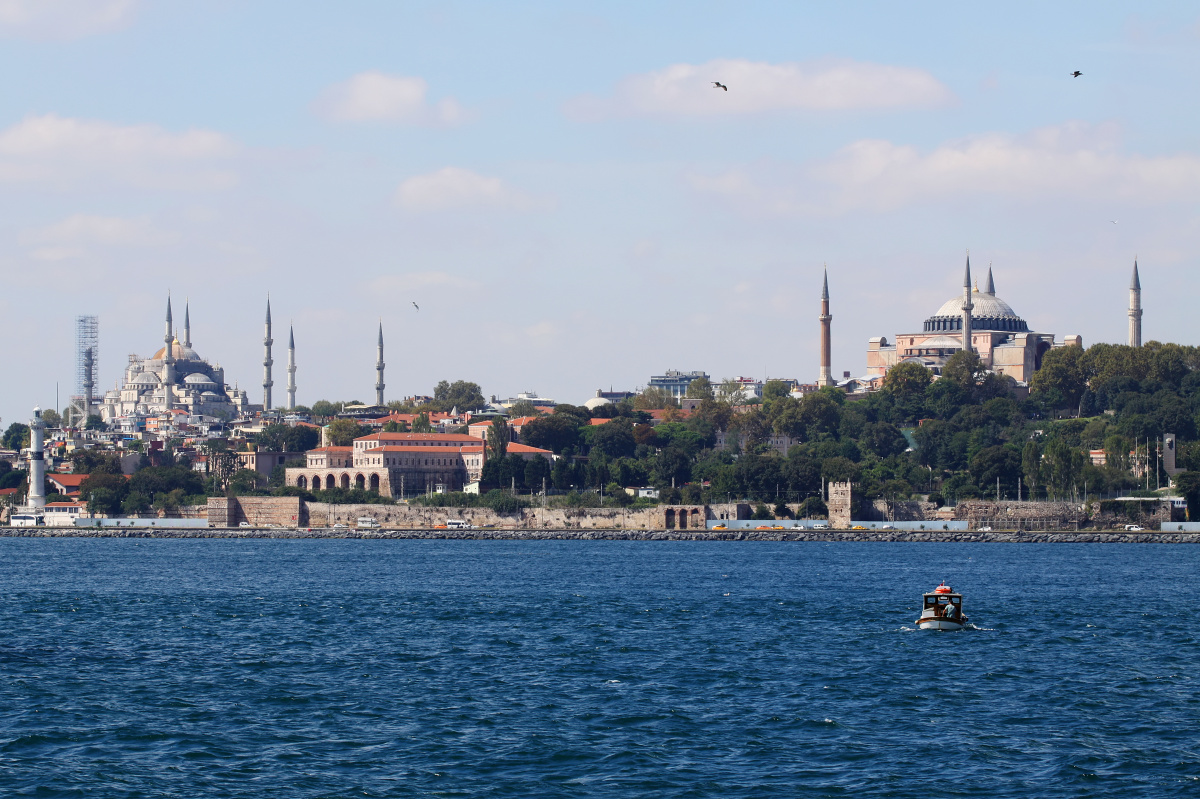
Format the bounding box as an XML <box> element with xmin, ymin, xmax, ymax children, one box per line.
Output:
<box><xmin>162</xmin><ymin>294</ymin><xmax>175</xmax><ymax>410</ymax></box>
<box><xmin>27</xmin><ymin>406</ymin><xmax>46</xmax><ymax>509</ymax></box>
<box><xmin>83</xmin><ymin>347</ymin><xmax>95</xmax><ymax>416</ymax></box>
<box><xmin>1128</xmin><ymin>259</ymin><xmax>1142</xmax><ymax>348</ymax></box>
<box><xmin>375</xmin><ymin>321</ymin><xmax>386</xmax><ymax>406</ymax></box>
<box><xmin>263</xmin><ymin>297</ymin><xmax>274</xmax><ymax>411</ymax></box>
<box><xmin>960</xmin><ymin>254</ymin><xmax>974</xmax><ymax>353</ymax></box>
<box><xmin>817</xmin><ymin>267</ymin><xmax>834</xmax><ymax>386</ymax></box>
<box><xmin>985</xmin><ymin>265</ymin><xmax>995</xmax><ymax>295</ymax></box>
<box><xmin>183</xmin><ymin>299</ymin><xmax>192</xmax><ymax>348</ymax></box>
<box><xmin>286</xmin><ymin>325</ymin><xmax>297</xmax><ymax>410</ymax></box>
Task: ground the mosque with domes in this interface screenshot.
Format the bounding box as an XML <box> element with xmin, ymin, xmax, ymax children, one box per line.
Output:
<box><xmin>864</xmin><ymin>257</ymin><xmax>1082</xmax><ymax>383</ymax></box>
<box><xmin>99</xmin><ymin>296</ymin><xmax>252</xmax><ymax>423</ymax></box>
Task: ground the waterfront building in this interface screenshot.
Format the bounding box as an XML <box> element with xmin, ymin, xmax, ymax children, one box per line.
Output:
<box><xmin>285</xmin><ymin>431</ymin><xmax>554</xmax><ymax>498</ymax></box>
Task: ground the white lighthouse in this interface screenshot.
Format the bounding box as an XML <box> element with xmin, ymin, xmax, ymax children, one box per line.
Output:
<box><xmin>27</xmin><ymin>406</ymin><xmax>46</xmax><ymax>509</ymax></box>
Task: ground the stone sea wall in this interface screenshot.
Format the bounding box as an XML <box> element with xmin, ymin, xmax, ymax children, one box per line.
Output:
<box><xmin>3</xmin><ymin>527</ymin><xmax>1198</xmax><ymax>543</ymax></box>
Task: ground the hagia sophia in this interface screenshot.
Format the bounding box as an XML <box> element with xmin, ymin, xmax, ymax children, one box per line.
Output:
<box><xmin>813</xmin><ymin>256</ymin><xmax>1143</xmax><ymax>387</ymax></box>
<box><xmin>864</xmin><ymin>257</ymin><xmax>1081</xmax><ymax>383</ymax></box>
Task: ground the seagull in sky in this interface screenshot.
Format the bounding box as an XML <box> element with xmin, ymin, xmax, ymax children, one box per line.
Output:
<box><xmin>712</xmin><ymin>81</ymin><xmax>727</xmax><ymax>91</ymax></box>
<box><xmin>1110</xmin><ymin>220</ymin><xmax>1118</xmax><ymax>224</ymax></box>
<box><xmin>1071</xmin><ymin>71</ymin><xmax>1083</xmax><ymax>78</ymax></box>
<box><xmin>412</xmin><ymin>301</ymin><xmax>419</xmax><ymax>311</ymax></box>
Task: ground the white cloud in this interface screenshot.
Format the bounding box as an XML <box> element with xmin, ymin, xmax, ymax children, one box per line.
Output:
<box><xmin>22</xmin><ymin>215</ymin><xmax>177</xmax><ymax>261</ymax></box>
<box><xmin>313</xmin><ymin>71</ymin><xmax>466</xmax><ymax>125</ymax></box>
<box><xmin>0</xmin><ymin>114</ymin><xmax>240</xmax><ymax>190</ymax></box>
<box><xmin>815</xmin><ymin>122</ymin><xmax>1200</xmax><ymax>210</ymax></box>
<box><xmin>566</xmin><ymin>58</ymin><xmax>953</xmax><ymax>119</ymax></box>
<box><xmin>690</xmin><ymin>123</ymin><xmax>1200</xmax><ymax>214</ymax></box>
<box><xmin>0</xmin><ymin>0</ymin><xmax>138</xmax><ymax>40</ymax></box>
<box><xmin>394</xmin><ymin>167</ymin><xmax>529</xmax><ymax>212</ymax></box>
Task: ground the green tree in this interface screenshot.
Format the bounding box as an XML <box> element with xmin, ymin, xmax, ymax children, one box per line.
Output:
<box><xmin>41</xmin><ymin>409</ymin><xmax>62</xmax><ymax>428</ymax></box>
<box><xmin>310</xmin><ymin>400</ymin><xmax>338</xmax><ymax>417</ymax></box>
<box><xmin>122</xmin><ymin>491</ymin><xmax>151</xmax><ymax>515</ymax></box>
<box><xmin>941</xmin><ymin>350</ymin><xmax>987</xmax><ymax>392</ymax></box>
<box><xmin>591</xmin><ymin>419</ymin><xmax>636</xmax><ymax>459</ymax></box>
<box><xmin>1173</xmin><ymin>471</ymin><xmax>1200</xmax><ymax>520</ymax></box>
<box><xmin>487</xmin><ymin>417</ymin><xmax>509</xmax><ymax>461</ymax></box>
<box><xmin>969</xmin><ymin>445</ymin><xmax>1021</xmax><ymax>497</ymax></box>
<box><xmin>521</xmin><ymin>414</ymin><xmax>582</xmax><ymax>454</ymax></box>
<box><xmin>685</xmin><ymin>376</ymin><xmax>714</xmax><ymax>400</ymax></box>
<box><xmin>432</xmin><ymin>380</ymin><xmax>486</xmax><ymax>412</ymax></box>
<box><xmin>860</xmin><ymin>421</ymin><xmax>908</xmax><ymax>459</ymax></box>
<box><xmin>3</xmin><ymin>423</ymin><xmax>30</xmax><ymax>451</ymax></box>
<box><xmin>228</xmin><ymin>469</ymin><xmax>264</xmax><ymax>495</ymax></box>
<box><xmin>326</xmin><ymin>419</ymin><xmax>362</xmax><ymax>447</ymax></box>
<box><xmin>508</xmin><ymin>399</ymin><xmax>540</xmax><ymax>417</ymax></box>
<box><xmin>1030</xmin><ymin>345</ymin><xmax>1088</xmax><ymax>409</ymax></box>
<box><xmin>412</xmin><ymin>412</ymin><xmax>433</xmax><ymax>433</ymax></box>
<box><xmin>634</xmin><ymin>387</ymin><xmax>679</xmax><ymax>410</ymax></box>
<box><xmin>883</xmin><ymin>361</ymin><xmax>933</xmax><ymax>397</ymax></box>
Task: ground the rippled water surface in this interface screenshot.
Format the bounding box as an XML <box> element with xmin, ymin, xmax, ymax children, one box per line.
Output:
<box><xmin>1</xmin><ymin>539</ymin><xmax>1198</xmax><ymax>798</ymax></box>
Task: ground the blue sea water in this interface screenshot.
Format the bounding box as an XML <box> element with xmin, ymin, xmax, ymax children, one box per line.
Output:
<box><xmin>0</xmin><ymin>540</ymin><xmax>1197</xmax><ymax>798</ymax></box>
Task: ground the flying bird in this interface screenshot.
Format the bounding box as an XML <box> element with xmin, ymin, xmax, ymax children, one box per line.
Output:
<box><xmin>712</xmin><ymin>81</ymin><xmax>727</xmax><ymax>91</ymax></box>
<box><xmin>1110</xmin><ymin>220</ymin><xmax>1118</xmax><ymax>224</ymax></box>
<box><xmin>1071</xmin><ymin>71</ymin><xmax>1082</xmax><ymax>78</ymax></box>
<box><xmin>412</xmin><ymin>302</ymin><xmax>419</xmax><ymax>311</ymax></box>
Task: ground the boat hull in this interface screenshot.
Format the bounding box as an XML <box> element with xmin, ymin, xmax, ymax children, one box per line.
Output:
<box><xmin>916</xmin><ymin>617</ymin><xmax>965</xmax><ymax>631</ymax></box>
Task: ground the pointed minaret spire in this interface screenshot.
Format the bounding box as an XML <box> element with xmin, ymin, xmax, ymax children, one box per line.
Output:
<box><xmin>163</xmin><ymin>293</ymin><xmax>175</xmax><ymax>410</ymax></box>
<box><xmin>817</xmin><ymin>265</ymin><xmax>834</xmax><ymax>387</ymax></box>
<box><xmin>961</xmin><ymin>253</ymin><xmax>974</xmax><ymax>353</ymax></box>
<box><xmin>375</xmin><ymin>320</ymin><xmax>386</xmax><ymax>406</ymax></box>
<box><xmin>263</xmin><ymin>295</ymin><xmax>274</xmax><ymax>412</ymax></box>
<box><xmin>286</xmin><ymin>324</ymin><xmax>297</xmax><ymax>410</ymax></box>
<box><xmin>183</xmin><ymin>299</ymin><xmax>192</xmax><ymax>348</ymax></box>
<box><xmin>1128</xmin><ymin>258</ymin><xmax>1143</xmax><ymax>347</ymax></box>
<box><xmin>985</xmin><ymin>265</ymin><xmax>995</xmax><ymax>295</ymax></box>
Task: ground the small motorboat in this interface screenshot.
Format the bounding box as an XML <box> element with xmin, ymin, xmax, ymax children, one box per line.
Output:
<box><xmin>915</xmin><ymin>582</ymin><xmax>968</xmax><ymax>631</ymax></box>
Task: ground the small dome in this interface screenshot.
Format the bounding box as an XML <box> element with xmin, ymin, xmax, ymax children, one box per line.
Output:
<box><xmin>200</xmin><ymin>391</ymin><xmax>221</xmax><ymax>398</ymax></box>
<box><xmin>132</xmin><ymin>372</ymin><xmax>160</xmax><ymax>385</ymax></box>
<box><xmin>184</xmin><ymin>373</ymin><xmax>216</xmax><ymax>386</ymax></box>
<box><xmin>584</xmin><ymin>396</ymin><xmax>612</xmax><ymax>410</ymax></box>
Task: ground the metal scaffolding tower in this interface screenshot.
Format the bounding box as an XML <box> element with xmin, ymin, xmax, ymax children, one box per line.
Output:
<box><xmin>70</xmin><ymin>315</ymin><xmax>99</xmax><ymax>424</ymax></box>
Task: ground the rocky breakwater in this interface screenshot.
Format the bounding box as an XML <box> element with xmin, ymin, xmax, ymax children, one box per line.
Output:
<box><xmin>3</xmin><ymin>527</ymin><xmax>1200</xmax><ymax>543</ymax></box>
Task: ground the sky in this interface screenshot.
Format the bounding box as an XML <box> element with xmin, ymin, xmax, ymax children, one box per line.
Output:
<box><xmin>1</xmin><ymin>1</ymin><xmax>1199</xmax><ymax>426</ymax></box>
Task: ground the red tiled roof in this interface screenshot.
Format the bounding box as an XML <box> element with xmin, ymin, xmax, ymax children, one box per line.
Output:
<box><xmin>375</xmin><ymin>445</ymin><xmax>484</xmax><ymax>453</ymax></box>
<box><xmin>588</xmin><ymin>418</ymin><xmax>612</xmax><ymax>426</ymax></box>
<box><xmin>307</xmin><ymin>446</ymin><xmax>352</xmax><ymax>452</ymax></box>
<box><xmin>0</xmin><ymin>488</ymin><xmax>17</xmax><ymax>495</ymax></box>
<box><xmin>507</xmin><ymin>416</ymin><xmax>540</xmax><ymax>426</ymax></box>
<box><xmin>358</xmin><ymin>432</ymin><xmax>477</xmax><ymax>442</ymax></box>
<box><xmin>47</xmin><ymin>474</ymin><xmax>89</xmax><ymax>487</ymax></box>
<box><xmin>508</xmin><ymin>443</ymin><xmax>553</xmax><ymax>454</ymax></box>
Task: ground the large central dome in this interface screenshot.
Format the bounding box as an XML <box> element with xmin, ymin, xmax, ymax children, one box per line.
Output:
<box><xmin>922</xmin><ymin>272</ymin><xmax>1029</xmax><ymax>334</ymax></box>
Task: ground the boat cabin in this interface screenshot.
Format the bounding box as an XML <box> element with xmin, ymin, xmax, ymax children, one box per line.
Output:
<box><xmin>923</xmin><ymin>584</ymin><xmax>963</xmax><ymax>620</ymax></box>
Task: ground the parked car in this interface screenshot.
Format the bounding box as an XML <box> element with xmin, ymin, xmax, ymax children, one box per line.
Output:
<box><xmin>978</xmin><ymin>526</ymin><xmax>992</xmax><ymax>532</ymax></box>
<box><xmin>1125</xmin><ymin>524</ymin><xmax>1145</xmax><ymax>531</ymax></box>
